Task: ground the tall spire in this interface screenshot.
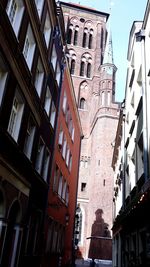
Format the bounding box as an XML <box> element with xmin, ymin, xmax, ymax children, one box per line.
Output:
<box><xmin>103</xmin><ymin>0</ymin><xmax>114</xmax><ymax>65</ymax></box>
<box><xmin>103</xmin><ymin>29</ymin><xmax>114</xmax><ymax>65</ymax></box>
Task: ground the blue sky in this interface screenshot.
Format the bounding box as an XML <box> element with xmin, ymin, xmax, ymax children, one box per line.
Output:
<box><xmin>62</xmin><ymin>0</ymin><xmax>147</xmax><ymax>101</ymax></box>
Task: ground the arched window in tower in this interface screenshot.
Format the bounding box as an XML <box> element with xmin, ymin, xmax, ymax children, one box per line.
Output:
<box><xmin>88</xmin><ymin>32</ymin><xmax>93</xmax><ymax>49</ymax></box>
<box><xmin>67</xmin><ymin>28</ymin><xmax>72</xmax><ymax>44</ymax></box>
<box><xmin>79</xmin><ymin>98</ymin><xmax>85</xmax><ymax>109</ymax></box>
<box><xmin>102</xmin><ymin>91</ymin><xmax>105</xmax><ymax>106</ymax></box>
<box><xmin>74</xmin><ymin>30</ymin><xmax>78</xmax><ymax>46</ymax></box>
<box><xmin>80</xmin><ymin>61</ymin><xmax>85</xmax><ymax>76</ymax></box>
<box><xmin>87</xmin><ymin>63</ymin><xmax>91</xmax><ymax>78</ymax></box>
<box><xmin>102</xmin><ymin>81</ymin><xmax>105</xmax><ymax>89</ymax></box>
<box><xmin>107</xmin><ymin>91</ymin><xmax>110</xmax><ymax>106</ymax></box>
<box><xmin>82</xmin><ymin>31</ymin><xmax>87</xmax><ymax>48</ymax></box>
<box><xmin>70</xmin><ymin>59</ymin><xmax>75</xmax><ymax>74</ymax></box>
<box><xmin>108</xmin><ymin>81</ymin><xmax>111</xmax><ymax>89</ymax></box>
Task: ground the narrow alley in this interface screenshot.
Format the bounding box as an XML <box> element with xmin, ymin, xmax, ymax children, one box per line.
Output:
<box><xmin>0</xmin><ymin>0</ymin><xmax>149</xmax><ymax>267</ymax></box>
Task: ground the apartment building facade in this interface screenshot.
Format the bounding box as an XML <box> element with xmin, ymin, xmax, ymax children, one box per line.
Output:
<box><xmin>0</xmin><ymin>0</ymin><xmax>65</xmax><ymax>266</ymax></box>
<box><xmin>61</xmin><ymin>2</ymin><xmax>120</xmax><ymax>260</ymax></box>
<box><xmin>43</xmin><ymin>60</ymin><xmax>82</xmax><ymax>267</ymax></box>
<box><xmin>112</xmin><ymin>1</ymin><xmax>150</xmax><ymax>266</ymax></box>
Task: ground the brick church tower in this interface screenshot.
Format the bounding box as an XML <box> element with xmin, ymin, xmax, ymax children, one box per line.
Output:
<box><xmin>61</xmin><ymin>2</ymin><xmax>120</xmax><ymax>260</ymax></box>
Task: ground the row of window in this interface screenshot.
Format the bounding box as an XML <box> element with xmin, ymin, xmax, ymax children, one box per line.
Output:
<box><xmin>0</xmin><ymin>51</ymin><xmax>57</xmax><ymax>125</ymax></box>
<box><xmin>70</xmin><ymin>59</ymin><xmax>92</xmax><ymax>78</ymax></box>
<box><xmin>67</xmin><ymin>26</ymin><xmax>93</xmax><ymax>49</ymax></box>
<box><xmin>1</xmin><ymin>78</ymin><xmax>53</xmax><ymax>181</ymax></box>
<box><xmin>78</xmin><ymin>92</ymin><xmax>112</xmax><ymax>110</ymax></box>
<box><xmin>80</xmin><ymin>156</ymin><xmax>90</xmax><ymax>167</ymax></box>
<box><xmin>101</xmin><ymin>91</ymin><xmax>111</xmax><ymax>106</ymax></box>
<box><xmin>7</xmin><ymin>0</ymin><xmax>50</xmax><ymax>47</ymax></box>
<box><xmin>1</xmin><ymin>70</ymin><xmax>56</xmax><ymax>135</ymax></box>
<box><xmin>46</xmin><ymin>219</ymin><xmax>65</xmax><ymax>254</ymax></box>
<box><xmin>67</xmin><ymin>50</ymin><xmax>92</xmax><ymax>78</ymax></box>
<box><xmin>62</xmin><ymin>92</ymin><xmax>75</xmax><ymax>141</ymax></box>
<box><xmin>53</xmin><ymin>165</ymin><xmax>69</xmax><ymax>206</ymax></box>
<box><xmin>6</xmin><ymin>0</ymin><xmax>62</xmax><ymax>89</ymax></box>
<box><xmin>10</xmin><ymin>90</ymin><xmax>52</xmax><ymax>181</ymax></box>
<box><xmin>23</xmin><ymin>24</ymin><xmax>61</xmax><ymax>87</ymax></box>
<box><xmin>58</xmin><ymin>128</ymin><xmax>72</xmax><ymax>172</ymax></box>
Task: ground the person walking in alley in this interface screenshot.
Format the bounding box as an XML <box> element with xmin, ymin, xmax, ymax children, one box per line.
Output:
<box><xmin>90</xmin><ymin>259</ymin><xmax>95</xmax><ymax>267</ymax></box>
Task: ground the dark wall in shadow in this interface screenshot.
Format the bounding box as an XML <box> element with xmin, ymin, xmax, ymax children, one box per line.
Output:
<box><xmin>88</xmin><ymin>209</ymin><xmax>112</xmax><ymax>260</ymax></box>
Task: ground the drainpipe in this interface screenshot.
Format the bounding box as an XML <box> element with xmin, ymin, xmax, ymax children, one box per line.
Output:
<box><xmin>122</xmin><ymin>101</ymin><xmax>126</xmax><ymax>211</ymax></box>
<box><xmin>136</xmin><ymin>30</ymin><xmax>149</xmax><ymax>182</ymax></box>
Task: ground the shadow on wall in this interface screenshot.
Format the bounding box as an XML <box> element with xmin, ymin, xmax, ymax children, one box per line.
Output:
<box><xmin>88</xmin><ymin>209</ymin><xmax>112</xmax><ymax>260</ymax></box>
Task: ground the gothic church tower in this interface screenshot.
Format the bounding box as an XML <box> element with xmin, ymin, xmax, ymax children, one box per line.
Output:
<box><xmin>61</xmin><ymin>2</ymin><xmax>120</xmax><ymax>260</ymax></box>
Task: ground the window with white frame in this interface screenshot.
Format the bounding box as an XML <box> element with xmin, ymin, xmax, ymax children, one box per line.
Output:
<box><xmin>34</xmin><ymin>58</ymin><xmax>44</xmax><ymax>97</ymax></box>
<box><xmin>24</xmin><ymin>116</ymin><xmax>36</xmax><ymax>159</ymax></box>
<box><xmin>0</xmin><ymin>55</ymin><xmax>8</xmax><ymax>105</ymax></box>
<box><xmin>62</xmin><ymin>137</ymin><xmax>67</xmax><ymax>159</ymax></box>
<box><xmin>66</xmin><ymin>146</ymin><xmax>70</xmax><ymax>166</ymax></box>
<box><xmin>42</xmin><ymin>148</ymin><xmax>50</xmax><ymax>182</ymax></box>
<box><xmin>23</xmin><ymin>24</ymin><xmax>36</xmax><ymax>70</ymax></box>
<box><xmin>44</xmin><ymin>12</ymin><xmax>51</xmax><ymax>48</ymax></box>
<box><xmin>58</xmin><ymin>127</ymin><xmax>63</xmax><ymax>148</ymax></box>
<box><xmin>34</xmin><ymin>0</ymin><xmax>44</xmax><ymax>18</ymax></box>
<box><xmin>50</xmin><ymin>101</ymin><xmax>56</xmax><ymax>128</ymax></box>
<box><xmin>58</xmin><ymin>174</ymin><xmax>63</xmax><ymax>197</ymax></box>
<box><xmin>7</xmin><ymin>89</ymin><xmax>24</xmax><ymax>142</ymax></box>
<box><xmin>69</xmin><ymin>153</ymin><xmax>72</xmax><ymax>172</ymax></box>
<box><xmin>71</xmin><ymin>127</ymin><xmax>75</xmax><ymax>142</ymax></box>
<box><xmin>51</xmin><ymin>44</ymin><xmax>57</xmax><ymax>71</ymax></box>
<box><xmin>62</xmin><ymin>180</ymin><xmax>67</xmax><ymax>200</ymax></box>
<box><xmin>62</xmin><ymin>92</ymin><xmax>67</xmax><ymax>113</ymax></box>
<box><xmin>56</xmin><ymin>63</ymin><xmax>61</xmax><ymax>86</ymax></box>
<box><xmin>35</xmin><ymin>138</ymin><xmax>44</xmax><ymax>174</ymax></box>
<box><xmin>44</xmin><ymin>86</ymin><xmax>52</xmax><ymax>116</ymax></box>
<box><xmin>23</xmin><ymin>37</ymin><xmax>29</xmax><ymax>59</ymax></box>
<box><xmin>6</xmin><ymin>0</ymin><xmax>17</xmax><ymax>24</ymax></box>
<box><xmin>6</xmin><ymin>0</ymin><xmax>24</xmax><ymax>37</ymax></box>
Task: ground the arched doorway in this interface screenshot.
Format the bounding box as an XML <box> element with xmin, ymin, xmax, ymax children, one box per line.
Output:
<box><xmin>1</xmin><ymin>200</ymin><xmax>22</xmax><ymax>267</ymax></box>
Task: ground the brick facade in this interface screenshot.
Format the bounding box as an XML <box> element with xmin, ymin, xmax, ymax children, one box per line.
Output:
<box><xmin>61</xmin><ymin>2</ymin><xmax>120</xmax><ymax>260</ymax></box>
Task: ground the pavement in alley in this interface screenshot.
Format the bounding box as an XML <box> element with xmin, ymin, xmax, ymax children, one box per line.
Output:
<box><xmin>75</xmin><ymin>259</ymin><xmax>112</xmax><ymax>267</ymax></box>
